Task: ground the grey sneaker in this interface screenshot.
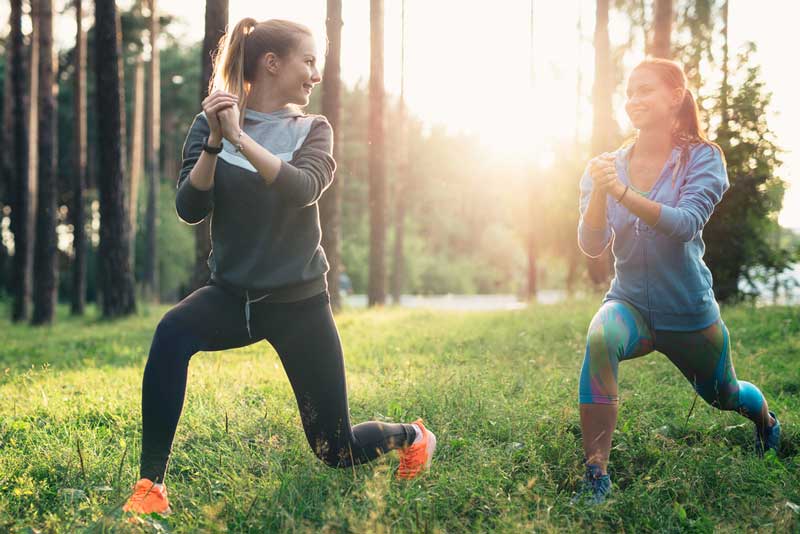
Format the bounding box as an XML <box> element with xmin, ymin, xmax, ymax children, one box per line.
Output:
<box><xmin>571</xmin><ymin>463</ymin><xmax>612</xmax><ymax>505</ymax></box>
<box><xmin>755</xmin><ymin>411</ymin><xmax>781</xmax><ymax>457</ymax></box>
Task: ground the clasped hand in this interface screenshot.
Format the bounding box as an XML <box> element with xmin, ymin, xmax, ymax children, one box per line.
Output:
<box><xmin>201</xmin><ymin>89</ymin><xmax>241</xmax><ymax>142</ymax></box>
<box><xmin>589</xmin><ymin>153</ymin><xmax>624</xmax><ymax>198</ymax></box>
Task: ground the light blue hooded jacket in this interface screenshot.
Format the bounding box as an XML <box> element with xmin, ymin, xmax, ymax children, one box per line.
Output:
<box><xmin>578</xmin><ymin>143</ymin><xmax>729</xmax><ymax>331</ymax></box>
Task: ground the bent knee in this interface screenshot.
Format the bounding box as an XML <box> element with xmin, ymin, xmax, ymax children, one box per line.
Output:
<box><xmin>696</xmin><ymin>381</ymin><xmax>742</xmax><ymax>412</ymax></box>
<box><xmin>308</xmin><ymin>435</ymin><xmax>350</xmax><ymax>468</ymax></box>
<box><xmin>147</xmin><ymin>314</ymin><xmax>200</xmax><ymax>364</ymax></box>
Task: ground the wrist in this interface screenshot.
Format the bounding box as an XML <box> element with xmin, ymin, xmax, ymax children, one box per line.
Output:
<box><xmin>207</xmin><ymin>132</ymin><xmax>223</xmax><ymax>146</ymax></box>
<box><xmin>614</xmin><ymin>183</ymin><xmax>630</xmax><ymax>203</ymax></box>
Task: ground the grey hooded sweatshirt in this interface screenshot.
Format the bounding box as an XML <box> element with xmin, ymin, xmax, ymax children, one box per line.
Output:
<box><xmin>175</xmin><ymin>106</ymin><xmax>336</xmax><ymax>303</ymax></box>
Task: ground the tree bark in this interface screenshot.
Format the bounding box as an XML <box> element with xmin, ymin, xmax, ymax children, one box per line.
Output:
<box><xmin>588</xmin><ymin>0</ymin><xmax>616</xmax><ymax>286</ymax></box>
<box><xmin>10</xmin><ymin>0</ymin><xmax>37</xmax><ymax>321</ymax></box>
<box><xmin>95</xmin><ymin>0</ymin><xmax>136</xmax><ymax>317</ymax></box>
<box><xmin>71</xmin><ymin>0</ymin><xmax>88</xmax><ymax>315</ymax></box>
<box><xmin>651</xmin><ymin>0</ymin><xmax>673</xmax><ymax>59</ymax></box>
<box><xmin>32</xmin><ymin>0</ymin><xmax>58</xmax><ymax>325</ymax></box>
<box><xmin>368</xmin><ymin>0</ymin><xmax>386</xmax><ymax>306</ymax></box>
<box><xmin>189</xmin><ymin>0</ymin><xmax>228</xmax><ymax>294</ymax></box>
<box><xmin>390</xmin><ymin>0</ymin><xmax>407</xmax><ymax>304</ymax></box>
<box><xmin>129</xmin><ymin>56</ymin><xmax>145</xmax><ymax>266</ymax></box>
<box><xmin>143</xmin><ymin>0</ymin><xmax>161</xmax><ymax>300</ymax></box>
<box><xmin>320</xmin><ymin>0</ymin><xmax>343</xmax><ymax>309</ymax></box>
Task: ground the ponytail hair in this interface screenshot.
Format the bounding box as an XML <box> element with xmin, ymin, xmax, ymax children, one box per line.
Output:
<box><xmin>209</xmin><ymin>18</ymin><xmax>313</xmax><ymax>113</ymax></box>
<box><xmin>629</xmin><ymin>58</ymin><xmax>724</xmax><ymax>173</ymax></box>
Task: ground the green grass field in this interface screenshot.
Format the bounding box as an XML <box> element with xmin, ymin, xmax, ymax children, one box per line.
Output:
<box><xmin>0</xmin><ymin>299</ymin><xmax>798</xmax><ymax>533</ymax></box>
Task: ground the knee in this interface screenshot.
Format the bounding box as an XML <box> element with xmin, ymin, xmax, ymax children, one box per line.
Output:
<box><xmin>147</xmin><ymin>315</ymin><xmax>197</xmax><ymax>365</ymax></box>
<box><xmin>585</xmin><ymin>325</ymin><xmax>621</xmax><ymax>368</ymax></box>
<box><xmin>697</xmin><ymin>380</ymin><xmax>757</xmax><ymax>414</ymax></box>
<box><xmin>735</xmin><ymin>381</ymin><xmax>765</xmax><ymax>417</ymax></box>
<box><xmin>307</xmin><ymin>435</ymin><xmax>348</xmax><ymax>468</ymax></box>
<box><xmin>585</xmin><ymin>327</ymin><xmax>608</xmax><ymax>356</ymax></box>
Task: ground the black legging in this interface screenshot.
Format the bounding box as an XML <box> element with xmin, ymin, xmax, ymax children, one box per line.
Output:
<box><xmin>139</xmin><ymin>285</ymin><xmax>415</xmax><ymax>482</ymax></box>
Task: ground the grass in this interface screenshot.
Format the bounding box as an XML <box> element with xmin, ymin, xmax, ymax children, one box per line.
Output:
<box><xmin>0</xmin><ymin>298</ymin><xmax>798</xmax><ymax>533</ymax></box>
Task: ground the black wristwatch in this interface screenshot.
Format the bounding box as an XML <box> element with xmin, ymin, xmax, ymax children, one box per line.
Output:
<box><xmin>202</xmin><ymin>137</ymin><xmax>223</xmax><ymax>154</ymax></box>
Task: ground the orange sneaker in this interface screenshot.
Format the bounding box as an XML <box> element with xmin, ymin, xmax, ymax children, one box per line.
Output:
<box><xmin>122</xmin><ymin>478</ymin><xmax>172</xmax><ymax>515</ymax></box>
<box><xmin>396</xmin><ymin>419</ymin><xmax>436</xmax><ymax>479</ymax></box>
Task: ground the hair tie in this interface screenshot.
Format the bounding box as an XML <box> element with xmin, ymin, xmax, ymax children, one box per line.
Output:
<box><xmin>243</xmin><ymin>18</ymin><xmax>257</xmax><ymax>36</ymax></box>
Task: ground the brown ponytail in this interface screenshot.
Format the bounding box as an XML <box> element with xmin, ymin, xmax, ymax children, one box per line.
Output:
<box><xmin>209</xmin><ymin>18</ymin><xmax>313</xmax><ymax>113</ymax></box>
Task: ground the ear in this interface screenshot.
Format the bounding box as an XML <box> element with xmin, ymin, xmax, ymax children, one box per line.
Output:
<box><xmin>263</xmin><ymin>52</ymin><xmax>280</xmax><ymax>75</ymax></box>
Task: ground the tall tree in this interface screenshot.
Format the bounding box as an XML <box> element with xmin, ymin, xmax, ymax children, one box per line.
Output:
<box><xmin>71</xmin><ymin>0</ymin><xmax>88</xmax><ymax>315</ymax></box>
<box><xmin>367</xmin><ymin>0</ymin><xmax>386</xmax><ymax>306</ymax></box>
<box><xmin>32</xmin><ymin>0</ymin><xmax>57</xmax><ymax>325</ymax></box>
<box><xmin>390</xmin><ymin>0</ymin><xmax>407</xmax><ymax>304</ymax></box>
<box><xmin>129</xmin><ymin>56</ymin><xmax>145</xmax><ymax>265</ymax></box>
<box><xmin>320</xmin><ymin>0</ymin><xmax>343</xmax><ymax>309</ymax></box>
<box><xmin>95</xmin><ymin>0</ymin><xmax>136</xmax><ymax>317</ymax></box>
<box><xmin>651</xmin><ymin>0</ymin><xmax>673</xmax><ymax>59</ymax></box>
<box><xmin>143</xmin><ymin>0</ymin><xmax>160</xmax><ymax>300</ymax></box>
<box><xmin>1</xmin><ymin>27</ymin><xmax>12</xmax><ymax>291</ymax></box>
<box><xmin>525</xmin><ymin>0</ymin><xmax>538</xmax><ymax>300</ymax></box>
<box><xmin>190</xmin><ymin>0</ymin><xmax>228</xmax><ymax>293</ymax></box>
<box><xmin>588</xmin><ymin>0</ymin><xmax>616</xmax><ymax>285</ymax></box>
<box><xmin>719</xmin><ymin>0</ymin><xmax>729</xmax><ymax>125</ymax></box>
<box><xmin>9</xmin><ymin>0</ymin><xmax>35</xmax><ymax>321</ymax></box>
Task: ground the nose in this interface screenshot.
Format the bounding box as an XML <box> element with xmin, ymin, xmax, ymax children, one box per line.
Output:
<box><xmin>311</xmin><ymin>66</ymin><xmax>322</xmax><ymax>84</ymax></box>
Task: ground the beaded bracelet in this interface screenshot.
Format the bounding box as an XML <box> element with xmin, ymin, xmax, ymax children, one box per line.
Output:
<box><xmin>234</xmin><ymin>130</ymin><xmax>244</xmax><ymax>153</ymax></box>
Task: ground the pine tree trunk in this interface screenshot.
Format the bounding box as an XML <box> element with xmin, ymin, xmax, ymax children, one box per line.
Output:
<box><xmin>367</xmin><ymin>0</ymin><xmax>386</xmax><ymax>307</ymax></box>
<box><xmin>32</xmin><ymin>0</ymin><xmax>58</xmax><ymax>325</ymax></box>
<box><xmin>189</xmin><ymin>0</ymin><xmax>228</xmax><ymax>294</ymax></box>
<box><xmin>390</xmin><ymin>102</ymin><xmax>406</xmax><ymax>304</ymax></box>
<box><xmin>526</xmin><ymin>0</ymin><xmax>538</xmax><ymax>300</ymax></box>
<box><xmin>129</xmin><ymin>56</ymin><xmax>145</xmax><ymax>266</ymax></box>
<box><xmin>144</xmin><ymin>0</ymin><xmax>160</xmax><ymax>300</ymax></box>
<box><xmin>588</xmin><ymin>0</ymin><xmax>615</xmax><ymax>286</ymax></box>
<box><xmin>390</xmin><ymin>0</ymin><xmax>407</xmax><ymax>305</ymax></box>
<box><xmin>1</xmin><ymin>12</ymin><xmax>14</xmax><ymax>294</ymax></box>
<box><xmin>95</xmin><ymin>0</ymin><xmax>136</xmax><ymax>318</ymax></box>
<box><xmin>651</xmin><ymin>0</ymin><xmax>673</xmax><ymax>59</ymax></box>
<box><xmin>8</xmin><ymin>0</ymin><xmax>24</xmax><ymax>314</ymax></box>
<box><xmin>71</xmin><ymin>0</ymin><xmax>88</xmax><ymax>315</ymax></box>
<box><xmin>720</xmin><ymin>0</ymin><xmax>729</xmax><ymax>127</ymax></box>
<box><xmin>320</xmin><ymin>0</ymin><xmax>343</xmax><ymax>309</ymax></box>
<box><xmin>10</xmin><ymin>0</ymin><xmax>36</xmax><ymax>321</ymax></box>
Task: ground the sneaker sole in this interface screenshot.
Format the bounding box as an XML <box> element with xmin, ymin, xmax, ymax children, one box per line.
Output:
<box><xmin>424</xmin><ymin>430</ymin><xmax>437</xmax><ymax>470</ymax></box>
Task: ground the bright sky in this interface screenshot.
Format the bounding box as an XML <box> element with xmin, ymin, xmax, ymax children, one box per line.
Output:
<box><xmin>5</xmin><ymin>0</ymin><xmax>800</xmax><ymax>229</ymax></box>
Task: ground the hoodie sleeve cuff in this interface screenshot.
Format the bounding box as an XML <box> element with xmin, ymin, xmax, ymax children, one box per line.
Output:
<box><xmin>654</xmin><ymin>204</ymin><xmax>682</xmax><ymax>237</ymax></box>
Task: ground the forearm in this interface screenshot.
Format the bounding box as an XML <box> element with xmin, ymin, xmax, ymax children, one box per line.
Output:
<box><xmin>236</xmin><ymin>132</ymin><xmax>283</xmax><ymax>184</ymax></box>
<box><xmin>188</xmin><ymin>132</ymin><xmax>223</xmax><ymax>191</ymax></box>
<box><xmin>613</xmin><ymin>183</ymin><xmax>661</xmax><ymax>227</ymax></box>
<box><xmin>583</xmin><ymin>189</ymin><xmax>608</xmax><ymax>229</ymax></box>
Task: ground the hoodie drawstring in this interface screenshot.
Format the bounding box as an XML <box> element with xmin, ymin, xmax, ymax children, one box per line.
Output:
<box><xmin>244</xmin><ymin>290</ymin><xmax>271</xmax><ymax>338</ymax></box>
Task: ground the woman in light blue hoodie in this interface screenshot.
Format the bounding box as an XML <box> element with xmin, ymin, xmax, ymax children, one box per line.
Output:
<box><xmin>573</xmin><ymin>58</ymin><xmax>780</xmax><ymax>504</ymax></box>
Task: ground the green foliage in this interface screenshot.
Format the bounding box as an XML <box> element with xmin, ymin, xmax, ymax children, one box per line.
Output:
<box><xmin>704</xmin><ymin>44</ymin><xmax>795</xmax><ymax>302</ymax></box>
<box><xmin>0</xmin><ymin>300</ymin><xmax>797</xmax><ymax>531</ymax></box>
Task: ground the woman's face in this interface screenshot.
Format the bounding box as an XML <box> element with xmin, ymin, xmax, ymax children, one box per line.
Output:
<box><xmin>273</xmin><ymin>34</ymin><xmax>322</xmax><ymax>107</ymax></box>
<box><xmin>625</xmin><ymin>67</ymin><xmax>682</xmax><ymax>131</ymax></box>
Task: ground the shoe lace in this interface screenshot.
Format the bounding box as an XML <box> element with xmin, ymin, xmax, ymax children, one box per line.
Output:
<box><xmin>398</xmin><ymin>442</ymin><xmax>426</xmax><ymax>473</ymax></box>
<box><xmin>130</xmin><ymin>481</ymin><xmax>158</xmax><ymax>503</ymax></box>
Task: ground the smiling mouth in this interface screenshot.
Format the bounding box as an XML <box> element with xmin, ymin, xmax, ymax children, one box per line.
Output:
<box><xmin>303</xmin><ymin>84</ymin><xmax>313</xmax><ymax>92</ymax></box>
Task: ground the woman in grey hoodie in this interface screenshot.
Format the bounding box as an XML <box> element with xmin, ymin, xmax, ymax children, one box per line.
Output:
<box><xmin>123</xmin><ymin>18</ymin><xmax>436</xmax><ymax>516</ymax></box>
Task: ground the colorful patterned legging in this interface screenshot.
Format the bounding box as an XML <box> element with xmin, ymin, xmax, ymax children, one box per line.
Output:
<box><xmin>578</xmin><ymin>300</ymin><xmax>766</xmax><ymax>419</ymax></box>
